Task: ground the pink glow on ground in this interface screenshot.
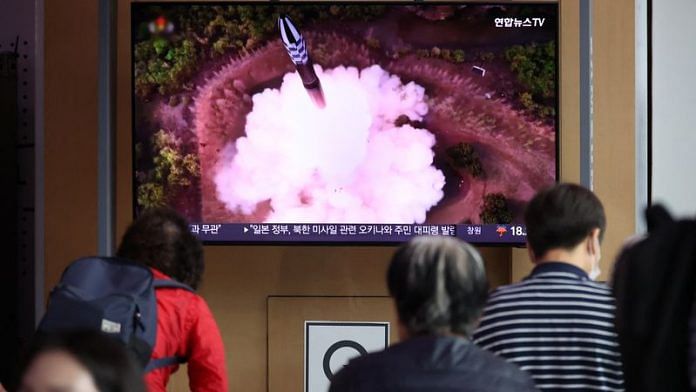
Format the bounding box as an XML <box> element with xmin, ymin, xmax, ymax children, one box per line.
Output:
<box><xmin>214</xmin><ymin>65</ymin><xmax>445</xmax><ymax>223</ymax></box>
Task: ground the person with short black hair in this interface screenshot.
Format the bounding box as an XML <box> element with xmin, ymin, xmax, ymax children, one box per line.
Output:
<box><xmin>117</xmin><ymin>208</ymin><xmax>228</xmax><ymax>392</ymax></box>
<box><xmin>474</xmin><ymin>183</ymin><xmax>625</xmax><ymax>391</ymax></box>
<box><xmin>19</xmin><ymin>330</ymin><xmax>145</xmax><ymax>392</ymax></box>
<box><xmin>523</xmin><ymin>183</ymin><xmax>607</xmax><ymax>273</ymax></box>
<box><xmin>329</xmin><ymin>236</ymin><xmax>538</xmax><ymax>392</ymax></box>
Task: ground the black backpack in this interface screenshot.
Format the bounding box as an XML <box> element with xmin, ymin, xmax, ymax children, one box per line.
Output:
<box><xmin>38</xmin><ymin>256</ymin><xmax>194</xmax><ymax>372</ymax></box>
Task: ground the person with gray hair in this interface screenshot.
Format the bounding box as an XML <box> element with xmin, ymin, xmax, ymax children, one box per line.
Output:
<box><xmin>329</xmin><ymin>236</ymin><xmax>538</xmax><ymax>392</ymax></box>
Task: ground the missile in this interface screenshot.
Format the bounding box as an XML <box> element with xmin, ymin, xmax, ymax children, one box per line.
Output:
<box><xmin>278</xmin><ymin>16</ymin><xmax>326</xmax><ymax>108</ymax></box>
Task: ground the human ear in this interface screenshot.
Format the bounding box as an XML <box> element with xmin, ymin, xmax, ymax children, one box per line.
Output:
<box><xmin>587</xmin><ymin>228</ymin><xmax>601</xmax><ymax>259</ymax></box>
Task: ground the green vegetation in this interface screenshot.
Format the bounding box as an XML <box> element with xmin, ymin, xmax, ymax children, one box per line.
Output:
<box><xmin>518</xmin><ymin>91</ymin><xmax>556</xmax><ymax>119</ymax></box>
<box><xmin>134</xmin><ymin>5</ymin><xmax>387</xmax><ymax>98</ymax></box>
<box><xmin>504</xmin><ymin>42</ymin><xmax>556</xmax><ymax>118</ymax></box>
<box><xmin>446</xmin><ymin>142</ymin><xmax>484</xmax><ymax>178</ymax></box>
<box><xmin>479</xmin><ymin>193</ymin><xmax>513</xmax><ymax>224</ymax></box>
<box><xmin>415</xmin><ymin>47</ymin><xmax>465</xmax><ymax>63</ymax></box>
<box><xmin>137</xmin><ymin>183</ymin><xmax>166</xmax><ymax>209</ymax></box>
<box><xmin>452</xmin><ymin>49</ymin><xmax>466</xmax><ymax>63</ymax></box>
<box><xmin>504</xmin><ymin>42</ymin><xmax>555</xmax><ymax>98</ymax></box>
<box><xmin>136</xmin><ymin>130</ymin><xmax>200</xmax><ymax>209</ymax></box>
<box><xmin>519</xmin><ymin>92</ymin><xmax>535</xmax><ymax>111</ymax></box>
<box><xmin>134</xmin><ymin>37</ymin><xmax>197</xmax><ymax>97</ymax></box>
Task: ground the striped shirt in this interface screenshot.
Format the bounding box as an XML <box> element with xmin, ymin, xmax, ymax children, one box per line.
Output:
<box><xmin>474</xmin><ymin>262</ymin><xmax>625</xmax><ymax>391</ymax></box>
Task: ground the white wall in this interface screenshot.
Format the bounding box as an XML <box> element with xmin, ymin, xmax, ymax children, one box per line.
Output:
<box><xmin>651</xmin><ymin>0</ymin><xmax>696</xmax><ymax>218</ymax></box>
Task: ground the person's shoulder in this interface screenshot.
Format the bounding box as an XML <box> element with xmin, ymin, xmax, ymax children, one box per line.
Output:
<box><xmin>492</xmin><ymin>281</ymin><xmax>524</xmax><ymax>292</ymax></box>
<box><xmin>154</xmin><ymin>285</ymin><xmax>199</xmax><ymax>306</ymax></box>
<box><xmin>335</xmin><ymin>343</ymin><xmax>411</xmax><ymax>379</ymax></box>
<box><xmin>486</xmin><ymin>281</ymin><xmax>528</xmax><ymax>298</ymax></box>
<box><xmin>341</xmin><ymin>345</ymin><xmax>393</xmax><ymax>372</ymax></box>
<box><xmin>329</xmin><ymin>349</ymin><xmax>391</xmax><ymax>392</ymax></box>
<box><xmin>568</xmin><ymin>279</ymin><xmax>615</xmax><ymax>300</ymax></box>
<box><xmin>580</xmin><ymin>279</ymin><xmax>612</xmax><ymax>291</ymax></box>
<box><xmin>479</xmin><ymin>284</ymin><xmax>527</xmax><ymax>314</ymax></box>
<box><xmin>492</xmin><ymin>275</ymin><xmax>613</xmax><ymax>294</ymax></box>
<box><xmin>491</xmin><ymin>278</ymin><xmax>615</xmax><ymax>309</ymax></box>
<box><xmin>154</xmin><ymin>281</ymin><xmax>204</xmax><ymax>316</ymax></box>
<box><xmin>182</xmin><ymin>291</ymin><xmax>215</xmax><ymax>319</ymax></box>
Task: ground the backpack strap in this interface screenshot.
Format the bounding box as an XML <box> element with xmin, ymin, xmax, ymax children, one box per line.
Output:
<box><xmin>153</xmin><ymin>279</ymin><xmax>195</xmax><ymax>292</ymax></box>
<box><xmin>148</xmin><ymin>279</ymin><xmax>194</xmax><ymax>372</ymax></box>
<box><xmin>145</xmin><ymin>356</ymin><xmax>187</xmax><ymax>372</ymax></box>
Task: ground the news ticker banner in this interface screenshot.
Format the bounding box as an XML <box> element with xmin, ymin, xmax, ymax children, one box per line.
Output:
<box><xmin>190</xmin><ymin>223</ymin><xmax>527</xmax><ymax>244</ymax></box>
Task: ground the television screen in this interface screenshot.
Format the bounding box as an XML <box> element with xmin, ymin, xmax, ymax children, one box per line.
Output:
<box><xmin>131</xmin><ymin>2</ymin><xmax>558</xmax><ymax>244</ymax></box>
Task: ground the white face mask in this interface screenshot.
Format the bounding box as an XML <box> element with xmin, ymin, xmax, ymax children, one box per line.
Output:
<box><xmin>589</xmin><ymin>260</ymin><xmax>601</xmax><ymax>281</ymax></box>
<box><xmin>589</xmin><ymin>234</ymin><xmax>602</xmax><ymax>281</ymax></box>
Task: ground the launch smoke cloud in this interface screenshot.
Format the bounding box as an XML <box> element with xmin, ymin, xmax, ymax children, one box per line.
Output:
<box><xmin>214</xmin><ymin>65</ymin><xmax>445</xmax><ymax>223</ymax></box>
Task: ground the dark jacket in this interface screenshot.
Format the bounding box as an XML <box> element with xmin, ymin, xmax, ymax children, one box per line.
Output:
<box><xmin>612</xmin><ymin>205</ymin><xmax>696</xmax><ymax>392</ymax></box>
<box><xmin>329</xmin><ymin>335</ymin><xmax>538</xmax><ymax>392</ymax></box>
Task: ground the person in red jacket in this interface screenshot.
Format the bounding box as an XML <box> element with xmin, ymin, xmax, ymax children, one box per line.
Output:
<box><xmin>117</xmin><ymin>208</ymin><xmax>228</xmax><ymax>392</ymax></box>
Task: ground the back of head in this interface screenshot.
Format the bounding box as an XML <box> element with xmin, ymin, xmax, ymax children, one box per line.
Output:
<box><xmin>524</xmin><ymin>183</ymin><xmax>606</xmax><ymax>259</ymax></box>
<box><xmin>20</xmin><ymin>331</ymin><xmax>145</xmax><ymax>392</ymax></box>
<box><xmin>387</xmin><ymin>236</ymin><xmax>488</xmax><ymax>337</ymax></box>
<box><xmin>117</xmin><ymin>208</ymin><xmax>203</xmax><ymax>289</ymax></box>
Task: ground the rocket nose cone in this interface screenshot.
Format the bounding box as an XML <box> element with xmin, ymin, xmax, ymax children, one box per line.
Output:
<box><xmin>278</xmin><ymin>15</ymin><xmax>292</xmax><ymax>33</ymax></box>
<box><xmin>278</xmin><ymin>15</ymin><xmax>302</xmax><ymax>44</ymax></box>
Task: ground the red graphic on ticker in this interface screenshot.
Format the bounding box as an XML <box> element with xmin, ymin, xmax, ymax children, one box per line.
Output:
<box><xmin>496</xmin><ymin>226</ymin><xmax>508</xmax><ymax>237</ymax></box>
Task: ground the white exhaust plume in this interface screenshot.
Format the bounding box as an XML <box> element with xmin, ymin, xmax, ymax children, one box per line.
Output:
<box><xmin>214</xmin><ymin>65</ymin><xmax>445</xmax><ymax>223</ymax></box>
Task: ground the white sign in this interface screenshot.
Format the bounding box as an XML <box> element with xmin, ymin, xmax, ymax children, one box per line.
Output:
<box><xmin>305</xmin><ymin>321</ymin><xmax>389</xmax><ymax>392</ymax></box>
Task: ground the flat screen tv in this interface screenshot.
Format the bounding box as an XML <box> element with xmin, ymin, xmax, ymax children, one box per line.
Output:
<box><xmin>131</xmin><ymin>2</ymin><xmax>559</xmax><ymax>245</ymax></box>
